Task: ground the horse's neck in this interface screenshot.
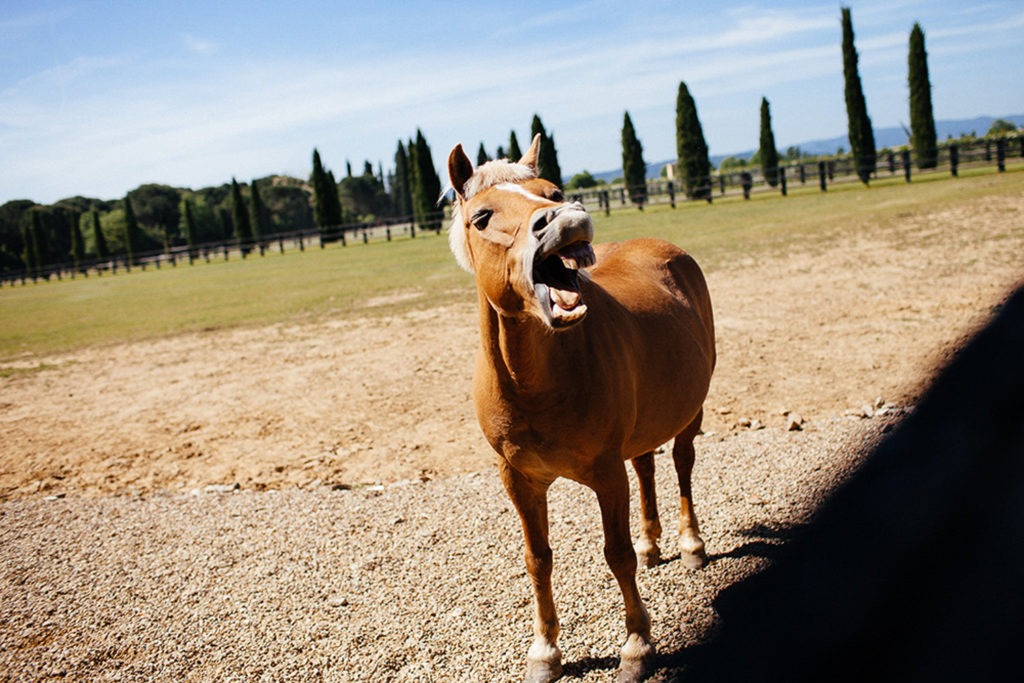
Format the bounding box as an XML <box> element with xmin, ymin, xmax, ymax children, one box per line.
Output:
<box><xmin>477</xmin><ymin>293</ymin><xmax>566</xmax><ymax>398</ymax></box>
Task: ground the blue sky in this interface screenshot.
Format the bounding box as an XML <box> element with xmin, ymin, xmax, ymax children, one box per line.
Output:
<box><xmin>2</xmin><ymin>0</ymin><xmax>1023</xmax><ymax>204</ymax></box>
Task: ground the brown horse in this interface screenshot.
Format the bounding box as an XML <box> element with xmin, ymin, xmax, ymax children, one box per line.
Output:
<box><xmin>447</xmin><ymin>135</ymin><xmax>715</xmax><ymax>683</ymax></box>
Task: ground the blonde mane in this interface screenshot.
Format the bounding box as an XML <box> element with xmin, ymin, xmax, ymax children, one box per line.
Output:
<box><xmin>448</xmin><ymin>158</ymin><xmax>538</xmax><ymax>273</ymax></box>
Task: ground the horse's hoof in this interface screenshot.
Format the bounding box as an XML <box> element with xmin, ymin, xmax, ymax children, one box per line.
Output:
<box><xmin>618</xmin><ymin>634</ymin><xmax>655</xmax><ymax>682</ymax></box>
<box><xmin>525</xmin><ymin>639</ymin><xmax>562</xmax><ymax>683</ymax></box>
<box><xmin>525</xmin><ymin>659</ymin><xmax>562</xmax><ymax>683</ymax></box>
<box><xmin>679</xmin><ymin>539</ymin><xmax>707</xmax><ymax>569</ymax></box>
<box><xmin>617</xmin><ymin>658</ymin><xmax>648</xmax><ymax>683</ymax></box>
<box><xmin>635</xmin><ymin>544</ymin><xmax>661</xmax><ymax>569</ymax></box>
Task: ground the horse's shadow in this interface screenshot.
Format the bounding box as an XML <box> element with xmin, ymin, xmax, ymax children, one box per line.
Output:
<box><xmin>560</xmin><ymin>523</ymin><xmax>801</xmax><ymax>679</ymax></box>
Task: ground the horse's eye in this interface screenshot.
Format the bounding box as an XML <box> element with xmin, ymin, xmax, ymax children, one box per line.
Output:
<box><xmin>471</xmin><ymin>209</ymin><xmax>493</xmax><ymax>230</ymax></box>
<box><xmin>550</xmin><ymin>190</ymin><xmax>564</xmax><ymax>202</ymax></box>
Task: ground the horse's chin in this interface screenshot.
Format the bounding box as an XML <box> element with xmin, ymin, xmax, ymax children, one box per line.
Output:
<box><xmin>534</xmin><ymin>282</ymin><xmax>588</xmax><ymax>330</ymax></box>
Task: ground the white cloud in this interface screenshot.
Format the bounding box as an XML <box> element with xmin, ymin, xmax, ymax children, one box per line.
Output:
<box><xmin>182</xmin><ymin>33</ymin><xmax>218</xmax><ymax>55</ymax></box>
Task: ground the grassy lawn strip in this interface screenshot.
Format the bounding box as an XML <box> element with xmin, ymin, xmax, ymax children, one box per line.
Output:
<box><xmin>1</xmin><ymin>167</ymin><xmax>1021</xmax><ymax>360</ymax></box>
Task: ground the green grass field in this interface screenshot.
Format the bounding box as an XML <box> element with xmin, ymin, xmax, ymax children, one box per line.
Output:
<box><xmin>2</xmin><ymin>166</ymin><xmax>1021</xmax><ymax>361</ymax></box>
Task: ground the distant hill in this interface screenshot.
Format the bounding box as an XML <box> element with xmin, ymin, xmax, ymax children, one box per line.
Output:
<box><xmin>591</xmin><ymin>114</ymin><xmax>1024</xmax><ymax>182</ymax></box>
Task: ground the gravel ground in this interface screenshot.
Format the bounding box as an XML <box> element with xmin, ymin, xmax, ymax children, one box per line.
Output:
<box><xmin>0</xmin><ymin>415</ymin><xmax>893</xmax><ymax>682</ymax></box>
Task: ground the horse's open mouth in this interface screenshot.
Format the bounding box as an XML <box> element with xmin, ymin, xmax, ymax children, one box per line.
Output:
<box><xmin>532</xmin><ymin>240</ymin><xmax>596</xmax><ymax>328</ymax></box>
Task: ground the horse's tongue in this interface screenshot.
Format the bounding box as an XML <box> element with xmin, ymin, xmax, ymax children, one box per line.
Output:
<box><xmin>551</xmin><ymin>287</ymin><xmax>581</xmax><ymax>310</ymax></box>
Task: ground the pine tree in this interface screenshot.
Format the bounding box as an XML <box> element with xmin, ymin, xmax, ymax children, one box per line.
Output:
<box><xmin>410</xmin><ymin>129</ymin><xmax>442</xmax><ymax>233</ymax></box>
<box><xmin>675</xmin><ymin>81</ymin><xmax>712</xmax><ymax>201</ymax></box>
<box><xmin>621</xmin><ymin>111</ymin><xmax>647</xmax><ymax>208</ymax></box>
<box><xmin>508</xmin><ymin>131</ymin><xmax>522</xmax><ymax>161</ymax></box>
<box><xmin>841</xmin><ymin>6</ymin><xmax>876</xmax><ymax>184</ymax></box>
<box><xmin>68</xmin><ymin>210</ymin><xmax>85</xmax><ymax>272</ymax></box>
<box><xmin>182</xmin><ymin>198</ymin><xmax>198</xmax><ymax>263</ymax></box>
<box><xmin>530</xmin><ymin>115</ymin><xmax>563</xmax><ymax>188</ymax></box>
<box><xmin>392</xmin><ymin>140</ymin><xmax>413</xmax><ymax>218</ymax></box>
<box><xmin>249</xmin><ymin>178</ymin><xmax>267</xmax><ymax>254</ymax></box>
<box><xmin>495</xmin><ymin>145</ymin><xmax>506</xmax><ymax>160</ymax></box>
<box><xmin>91</xmin><ymin>210</ymin><xmax>109</xmax><ymax>260</ymax></box>
<box><xmin>124</xmin><ymin>194</ymin><xmax>140</xmax><ymax>267</ymax></box>
<box><xmin>230</xmin><ymin>178</ymin><xmax>253</xmax><ymax>256</ymax></box>
<box><xmin>908</xmin><ymin>22</ymin><xmax>938</xmax><ymax>169</ymax></box>
<box><xmin>759</xmin><ymin>97</ymin><xmax>780</xmax><ymax>187</ymax></box>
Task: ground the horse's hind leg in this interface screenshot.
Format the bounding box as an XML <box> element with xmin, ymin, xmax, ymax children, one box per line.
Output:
<box><xmin>673</xmin><ymin>409</ymin><xmax>708</xmax><ymax>569</ymax></box>
<box><xmin>631</xmin><ymin>452</ymin><xmax>662</xmax><ymax>568</ymax></box>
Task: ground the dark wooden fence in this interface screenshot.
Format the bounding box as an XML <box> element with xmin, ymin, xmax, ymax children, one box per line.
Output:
<box><xmin>572</xmin><ymin>135</ymin><xmax>1024</xmax><ymax>214</ymax></box>
<box><xmin>1</xmin><ymin>210</ymin><xmax>444</xmax><ymax>287</ymax></box>
<box><xmin>4</xmin><ymin>136</ymin><xmax>1021</xmax><ymax>287</ymax></box>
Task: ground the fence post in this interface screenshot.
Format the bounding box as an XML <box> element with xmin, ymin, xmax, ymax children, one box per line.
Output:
<box><xmin>602</xmin><ymin>190</ymin><xmax>611</xmax><ymax>217</ymax></box>
<box><xmin>818</xmin><ymin>161</ymin><xmax>827</xmax><ymax>192</ymax></box>
<box><xmin>798</xmin><ymin>164</ymin><xmax>806</xmax><ymax>185</ymax></box>
<box><xmin>888</xmin><ymin>151</ymin><xmax>896</xmax><ymax>175</ymax></box>
<box><xmin>667</xmin><ymin>181</ymin><xmax>676</xmax><ymax>209</ymax></box>
<box><xmin>949</xmin><ymin>144</ymin><xmax>959</xmax><ymax>177</ymax></box>
<box><xmin>902</xmin><ymin>149</ymin><xmax>912</xmax><ymax>183</ymax></box>
<box><xmin>996</xmin><ymin>138</ymin><xmax>1006</xmax><ymax>172</ymax></box>
<box><xmin>741</xmin><ymin>172</ymin><xmax>752</xmax><ymax>199</ymax></box>
<box><xmin>779</xmin><ymin>167</ymin><xmax>787</xmax><ymax>196</ymax></box>
<box><xmin>719</xmin><ymin>175</ymin><xmax>725</xmax><ymax>196</ymax></box>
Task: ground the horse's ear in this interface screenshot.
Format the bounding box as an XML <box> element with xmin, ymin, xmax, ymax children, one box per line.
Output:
<box><xmin>447</xmin><ymin>144</ymin><xmax>474</xmax><ymax>200</ymax></box>
<box><xmin>519</xmin><ymin>134</ymin><xmax>541</xmax><ymax>171</ymax></box>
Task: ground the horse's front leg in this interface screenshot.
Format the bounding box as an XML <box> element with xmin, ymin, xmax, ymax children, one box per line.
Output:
<box><xmin>593</xmin><ymin>460</ymin><xmax>655</xmax><ymax>683</ymax></box>
<box><xmin>499</xmin><ymin>461</ymin><xmax>561</xmax><ymax>683</ymax></box>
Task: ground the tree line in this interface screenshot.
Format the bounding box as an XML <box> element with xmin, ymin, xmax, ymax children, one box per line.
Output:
<box><xmin>1</xmin><ymin>111</ymin><xmax>572</xmax><ymax>281</ymax></box>
<box><xmin>2</xmin><ymin>7</ymin><xmax>1020</xmax><ymax>282</ymax></box>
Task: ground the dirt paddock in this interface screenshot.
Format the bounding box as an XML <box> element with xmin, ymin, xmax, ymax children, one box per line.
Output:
<box><xmin>2</xmin><ymin>189</ymin><xmax>1021</xmax><ymax>500</ymax></box>
<box><xmin>0</xmin><ymin>184</ymin><xmax>1022</xmax><ymax>681</ymax></box>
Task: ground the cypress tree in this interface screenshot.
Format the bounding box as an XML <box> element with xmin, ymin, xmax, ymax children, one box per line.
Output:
<box><xmin>311</xmin><ymin>149</ymin><xmax>330</xmax><ymax>229</ymax></box>
<box><xmin>508</xmin><ymin>131</ymin><xmax>522</xmax><ymax>161</ymax></box>
<box><xmin>392</xmin><ymin>140</ymin><xmax>413</xmax><ymax>218</ymax></box>
<box><xmin>675</xmin><ymin>81</ymin><xmax>712</xmax><ymax>201</ymax></box>
<box><xmin>21</xmin><ymin>213</ymin><xmax>39</xmax><ymax>279</ymax></box>
<box><xmin>410</xmin><ymin>129</ymin><xmax>442</xmax><ymax>233</ymax></box>
<box><xmin>530</xmin><ymin>115</ymin><xmax>563</xmax><ymax>187</ymax></box>
<box><xmin>325</xmin><ymin>170</ymin><xmax>344</xmax><ymax>226</ymax></box>
<box><xmin>124</xmin><ymin>194</ymin><xmax>140</xmax><ymax>267</ymax></box>
<box><xmin>249</xmin><ymin>178</ymin><xmax>267</xmax><ymax>254</ymax></box>
<box><xmin>182</xmin><ymin>198</ymin><xmax>198</xmax><ymax>263</ymax></box>
<box><xmin>759</xmin><ymin>97</ymin><xmax>780</xmax><ymax>187</ymax></box>
<box><xmin>230</xmin><ymin>178</ymin><xmax>253</xmax><ymax>256</ymax></box>
<box><xmin>68</xmin><ymin>210</ymin><xmax>85</xmax><ymax>272</ymax></box>
<box><xmin>841</xmin><ymin>6</ymin><xmax>876</xmax><ymax>184</ymax></box>
<box><xmin>495</xmin><ymin>145</ymin><xmax>506</xmax><ymax>160</ymax></box>
<box><xmin>908</xmin><ymin>22</ymin><xmax>938</xmax><ymax>169</ymax></box>
<box><xmin>621</xmin><ymin>111</ymin><xmax>647</xmax><ymax>208</ymax></box>
<box><xmin>91</xmin><ymin>210</ymin><xmax>109</xmax><ymax>260</ymax></box>
<box><xmin>476</xmin><ymin>143</ymin><xmax>490</xmax><ymax>167</ymax></box>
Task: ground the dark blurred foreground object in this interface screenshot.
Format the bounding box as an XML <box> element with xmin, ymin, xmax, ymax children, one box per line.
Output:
<box><xmin>686</xmin><ymin>283</ymin><xmax>1024</xmax><ymax>683</ymax></box>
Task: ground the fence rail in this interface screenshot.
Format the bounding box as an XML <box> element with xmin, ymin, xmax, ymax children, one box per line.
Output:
<box><xmin>4</xmin><ymin>136</ymin><xmax>1021</xmax><ymax>287</ymax></box>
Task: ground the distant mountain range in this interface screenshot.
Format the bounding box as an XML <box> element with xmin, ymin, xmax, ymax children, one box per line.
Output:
<box><xmin>592</xmin><ymin>114</ymin><xmax>1024</xmax><ymax>182</ymax></box>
